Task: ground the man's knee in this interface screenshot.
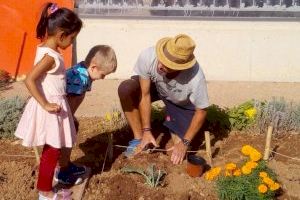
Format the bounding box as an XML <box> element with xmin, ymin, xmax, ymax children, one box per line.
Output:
<box><xmin>118</xmin><ymin>79</ymin><xmax>140</xmax><ymax>102</ymax></box>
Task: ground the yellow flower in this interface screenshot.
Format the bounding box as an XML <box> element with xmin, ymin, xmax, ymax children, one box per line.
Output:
<box><xmin>211</xmin><ymin>167</ymin><xmax>222</xmax><ymax>175</ymax></box>
<box><xmin>244</xmin><ymin>108</ymin><xmax>257</xmax><ymax>119</ymax></box>
<box><xmin>233</xmin><ymin>169</ymin><xmax>242</xmax><ymax>176</ymax></box>
<box><xmin>250</xmin><ymin>150</ymin><xmax>262</xmax><ymax>162</ymax></box>
<box><xmin>241</xmin><ymin>165</ymin><xmax>252</xmax><ymax>175</ymax></box>
<box><xmin>259</xmin><ymin>172</ymin><xmax>268</xmax><ymax>178</ymax></box>
<box><xmin>241</xmin><ymin>145</ymin><xmax>254</xmax><ymax>156</ymax></box>
<box><xmin>225</xmin><ymin>170</ymin><xmax>231</xmax><ymax>177</ymax></box>
<box><xmin>105</xmin><ymin>112</ymin><xmax>112</xmax><ymax>121</ymax></box>
<box><xmin>205</xmin><ymin>167</ymin><xmax>222</xmax><ymax>181</ymax></box>
<box><xmin>205</xmin><ymin>172</ymin><xmax>214</xmax><ymax>181</ymax></box>
<box><xmin>258</xmin><ymin>184</ymin><xmax>268</xmax><ymax>193</ymax></box>
<box><xmin>245</xmin><ymin>161</ymin><xmax>258</xmax><ymax>169</ymax></box>
<box><xmin>263</xmin><ymin>177</ymin><xmax>275</xmax><ymax>186</ymax></box>
<box><xmin>225</xmin><ymin>163</ymin><xmax>237</xmax><ymax>171</ymax></box>
<box><xmin>270</xmin><ymin>182</ymin><xmax>280</xmax><ymax>191</ymax></box>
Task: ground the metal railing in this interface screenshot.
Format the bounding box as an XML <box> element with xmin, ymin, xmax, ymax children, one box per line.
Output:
<box><xmin>76</xmin><ymin>0</ymin><xmax>300</xmax><ymax>18</ymax></box>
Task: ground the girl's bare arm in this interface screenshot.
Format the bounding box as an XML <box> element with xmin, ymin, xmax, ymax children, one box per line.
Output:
<box><xmin>25</xmin><ymin>55</ymin><xmax>60</xmax><ymax>112</ymax></box>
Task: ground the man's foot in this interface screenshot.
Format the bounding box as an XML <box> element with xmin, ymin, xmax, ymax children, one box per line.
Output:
<box><xmin>123</xmin><ymin>139</ymin><xmax>141</xmax><ymax>158</ymax></box>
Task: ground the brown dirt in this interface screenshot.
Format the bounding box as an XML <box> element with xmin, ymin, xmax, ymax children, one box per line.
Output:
<box><xmin>1</xmin><ymin>80</ymin><xmax>300</xmax><ymax>199</ymax></box>
<box><xmin>2</xmin><ymin>118</ymin><xmax>299</xmax><ymax>199</ymax></box>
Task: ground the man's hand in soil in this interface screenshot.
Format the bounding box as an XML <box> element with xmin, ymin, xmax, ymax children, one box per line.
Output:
<box><xmin>168</xmin><ymin>141</ymin><xmax>188</xmax><ymax>165</ymax></box>
<box><xmin>135</xmin><ymin>131</ymin><xmax>158</xmax><ymax>155</ymax></box>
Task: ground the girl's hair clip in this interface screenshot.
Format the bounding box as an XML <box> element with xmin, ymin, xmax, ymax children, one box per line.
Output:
<box><xmin>48</xmin><ymin>3</ymin><xmax>59</xmax><ymax>15</ymax></box>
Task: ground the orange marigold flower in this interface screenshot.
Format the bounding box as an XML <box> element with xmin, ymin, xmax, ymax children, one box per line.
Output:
<box><xmin>225</xmin><ymin>170</ymin><xmax>231</xmax><ymax>177</ymax></box>
<box><xmin>263</xmin><ymin>177</ymin><xmax>275</xmax><ymax>186</ymax></box>
<box><xmin>211</xmin><ymin>167</ymin><xmax>222</xmax><ymax>176</ymax></box>
<box><xmin>233</xmin><ymin>169</ymin><xmax>242</xmax><ymax>176</ymax></box>
<box><xmin>259</xmin><ymin>172</ymin><xmax>268</xmax><ymax>178</ymax></box>
<box><xmin>250</xmin><ymin>150</ymin><xmax>262</xmax><ymax>162</ymax></box>
<box><xmin>205</xmin><ymin>167</ymin><xmax>222</xmax><ymax>181</ymax></box>
<box><xmin>245</xmin><ymin>161</ymin><xmax>258</xmax><ymax>169</ymax></box>
<box><xmin>241</xmin><ymin>165</ymin><xmax>252</xmax><ymax>175</ymax></box>
<box><xmin>241</xmin><ymin>145</ymin><xmax>253</xmax><ymax>156</ymax></box>
<box><xmin>258</xmin><ymin>184</ymin><xmax>268</xmax><ymax>193</ymax></box>
<box><xmin>225</xmin><ymin>163</ymin><xmax>237</xmax><ymax>171</ymax></box>
<box><xmin>270</xmin><ymin>182</ymin><xmax>280</xmax><ymax>191</ymax></box>
<box><xmin>205</xmin><ymin>172</ymin><xmax>214</xmax><ymax>181</ymax></box>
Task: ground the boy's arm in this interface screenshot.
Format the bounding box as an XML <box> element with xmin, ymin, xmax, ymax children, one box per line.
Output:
<box><xmin>67</xmin><ymin>94</ymin><xmax>86</xmax><ymax>115</ymax></box>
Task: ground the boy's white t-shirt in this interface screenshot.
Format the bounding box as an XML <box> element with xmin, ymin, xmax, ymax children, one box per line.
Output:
<box><xmin>133</xmin><ymin>46</ymin><xmax>209</xmax><ymax>110</ymax></box>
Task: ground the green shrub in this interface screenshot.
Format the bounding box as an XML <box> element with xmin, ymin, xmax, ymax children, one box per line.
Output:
<box><xmin>121</xmin><ymin>164</ymin><xmax>166</xmax><ymax>187</ymax></box>
<box><xmin>228</xmin><ymin>100</ymin><xmax>257</xmax><ymax>130</ymax></box>
<box><xmin>206</xmin><ymin>104</ymin><xmax>231</xmax><ymax>132</ymax></box>
<box><xmin>0</xmin><ymin>96</ymin><xmax>26</xmax><ymax>138</ymax></box>
<box><xmin>255</xmin><ymin>98</ymin><xmax>300</xmax><ymax>135</ymax></box>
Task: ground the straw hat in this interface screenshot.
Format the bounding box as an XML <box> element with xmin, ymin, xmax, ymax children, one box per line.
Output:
<box><xmin>156</xmin><ymin>34</ymin><xmax>196</xmax><ymax>70</ymax></box>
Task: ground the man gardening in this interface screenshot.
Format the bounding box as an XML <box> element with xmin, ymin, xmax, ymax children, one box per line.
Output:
<box><xmin>118</xmin><ymin>34</ymin><xmax>209</xmax><ymax>164</ymax></box>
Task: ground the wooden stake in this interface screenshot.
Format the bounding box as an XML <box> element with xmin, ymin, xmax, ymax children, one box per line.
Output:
<box><xmin>263</xmin><ymin>126</ymin><xmax>273</xmax><ymax>161</ymax></box>
<box><xmin>204</xmin><ymin>131</ymin><xmax>212</xmax><ymax>166</ymax></box>
<box><xmin>33</xmin><ymin>146</ymin><xmax>40</xmax><ymax>165</ymax></box>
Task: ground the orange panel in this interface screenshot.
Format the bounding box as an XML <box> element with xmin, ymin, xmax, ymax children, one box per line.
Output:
<box><xmin>0</xmin><ymin>24</ymin><xmax>25</xmax><ymax>77</ymax></box>
<box><xmin>0</xmin><ymin>0</ymin><xmax>74</xmax><ymax>78</ymax></box>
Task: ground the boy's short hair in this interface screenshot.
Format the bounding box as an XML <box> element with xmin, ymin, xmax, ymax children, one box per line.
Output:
<box><xmin>85</xmin><ymin>45</ymin><xmax>117</xmax><ymax>71</ymax></box>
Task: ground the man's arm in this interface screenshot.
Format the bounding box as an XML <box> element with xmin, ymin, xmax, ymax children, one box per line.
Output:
<box><xmin>169</xmin><ymin>108</ymin><xmax>207</xmax><ymax>164</ymax></box>
<box><xmin>136</xmin><ymin>77</ymin><xmax>158</xmax><ymax>152</ymax></box>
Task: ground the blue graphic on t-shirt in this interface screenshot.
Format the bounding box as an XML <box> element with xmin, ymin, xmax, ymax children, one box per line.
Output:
<box><xmin>66</xmin><ymin>62</ymin><xmax>92</xmax><ymax>95</ymax></box>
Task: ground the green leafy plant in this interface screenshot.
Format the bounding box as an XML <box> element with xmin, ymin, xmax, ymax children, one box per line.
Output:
<box><xmin>206</xmin><ymin>104</ymin><xmax>231</xmax><ymax>132</ymax></box>
<box><xmin>228</xmin><ymin>100</ymin><xmax>257</xmax><ymax>130</ymax></box>
<box><xmin>255</xmin><ymin>98</ymin><xmax>300</xmax><ymax>135</ymax></box>
<box><xmin>121</xmin><ymin>164</ymin><xmax>166</xmax><ymax>187</ymax></box>
<box><xmin>0</xmin><ymin>96</ymin><xmax>26</xmax><ymax>138</ymax></box>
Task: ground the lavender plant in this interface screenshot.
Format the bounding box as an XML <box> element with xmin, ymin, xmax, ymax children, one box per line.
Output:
<box><xmin>0</xmin><ymin>96</ymin><xmax>26</xmax><ymax>138</ymax></box>
<box><xmin>255</xmin><ymin>98</ymin><xmax>300</xmax><ymax>135</ymax></box>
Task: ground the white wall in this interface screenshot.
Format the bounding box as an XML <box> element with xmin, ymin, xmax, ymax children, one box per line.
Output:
<box><xmin>76</xmin><ymin>18</ymin><xmax>300</xmax><ymax>82</ymax></box>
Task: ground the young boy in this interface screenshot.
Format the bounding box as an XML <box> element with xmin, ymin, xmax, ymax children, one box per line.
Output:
<box><xmin>56</xmin><ymin>45</ymin><xmax>117</xmax><ymax>184</ymax></box>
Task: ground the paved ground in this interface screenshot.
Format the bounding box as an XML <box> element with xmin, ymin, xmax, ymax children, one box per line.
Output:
<box><xmin>2</xmin><ymin>80</ymin><xmax>300</xmax><ymax>117</ymax></box>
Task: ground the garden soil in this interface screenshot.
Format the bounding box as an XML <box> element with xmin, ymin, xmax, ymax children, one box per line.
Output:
<box><xmin>0</xmin><ymin>80</ymin><xmax>300</xmax><ymax>200</ymax></box>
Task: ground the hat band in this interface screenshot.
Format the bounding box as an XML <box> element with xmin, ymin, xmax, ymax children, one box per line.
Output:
<box><xmin>163</xmin><ymin>47</ymin><xmax>194</xmax><ymax>65</ymax></box>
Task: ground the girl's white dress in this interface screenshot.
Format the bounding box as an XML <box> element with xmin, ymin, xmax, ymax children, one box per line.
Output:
<box><xmin>15</xmin><ymin>46</ymin><xmax>76</xmax><ymax>148</ymax></box>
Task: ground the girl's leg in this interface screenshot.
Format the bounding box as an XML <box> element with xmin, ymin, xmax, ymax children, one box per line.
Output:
<box><xmin>37</xmin><ymin>144</ymin><xmax>61</xmax><ymax>192</ymax></box>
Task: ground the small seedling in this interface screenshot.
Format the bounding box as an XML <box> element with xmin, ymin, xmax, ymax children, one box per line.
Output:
<box><xmin>121</xmin><ymin>164</ymin><xmax>166</xmax><ymax>187</ymax></box>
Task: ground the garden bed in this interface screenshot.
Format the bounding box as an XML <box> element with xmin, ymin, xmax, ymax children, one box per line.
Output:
<box><xmin>0</xmin><ymin>117</ymin><xmax>299</xmax><ymax>199</ymax></box>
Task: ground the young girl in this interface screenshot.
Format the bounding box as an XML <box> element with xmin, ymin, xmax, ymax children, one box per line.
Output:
<box><xmin>14</xmin><ymin>3</ymin><xmax>82</xmax><ymax>200</ymax></box>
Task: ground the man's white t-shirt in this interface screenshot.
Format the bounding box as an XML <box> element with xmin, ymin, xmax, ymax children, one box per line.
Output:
<box><xmin>133</xmin><ymin>47</ymin><xmax>209</xmax><ymax>110</ymax></box>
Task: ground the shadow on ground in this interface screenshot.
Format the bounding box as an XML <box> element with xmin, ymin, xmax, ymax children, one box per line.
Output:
<box><xmin>74</xmin><ymin>103</ymin><xmax>231</xmax><ymax>176</ymax></box>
